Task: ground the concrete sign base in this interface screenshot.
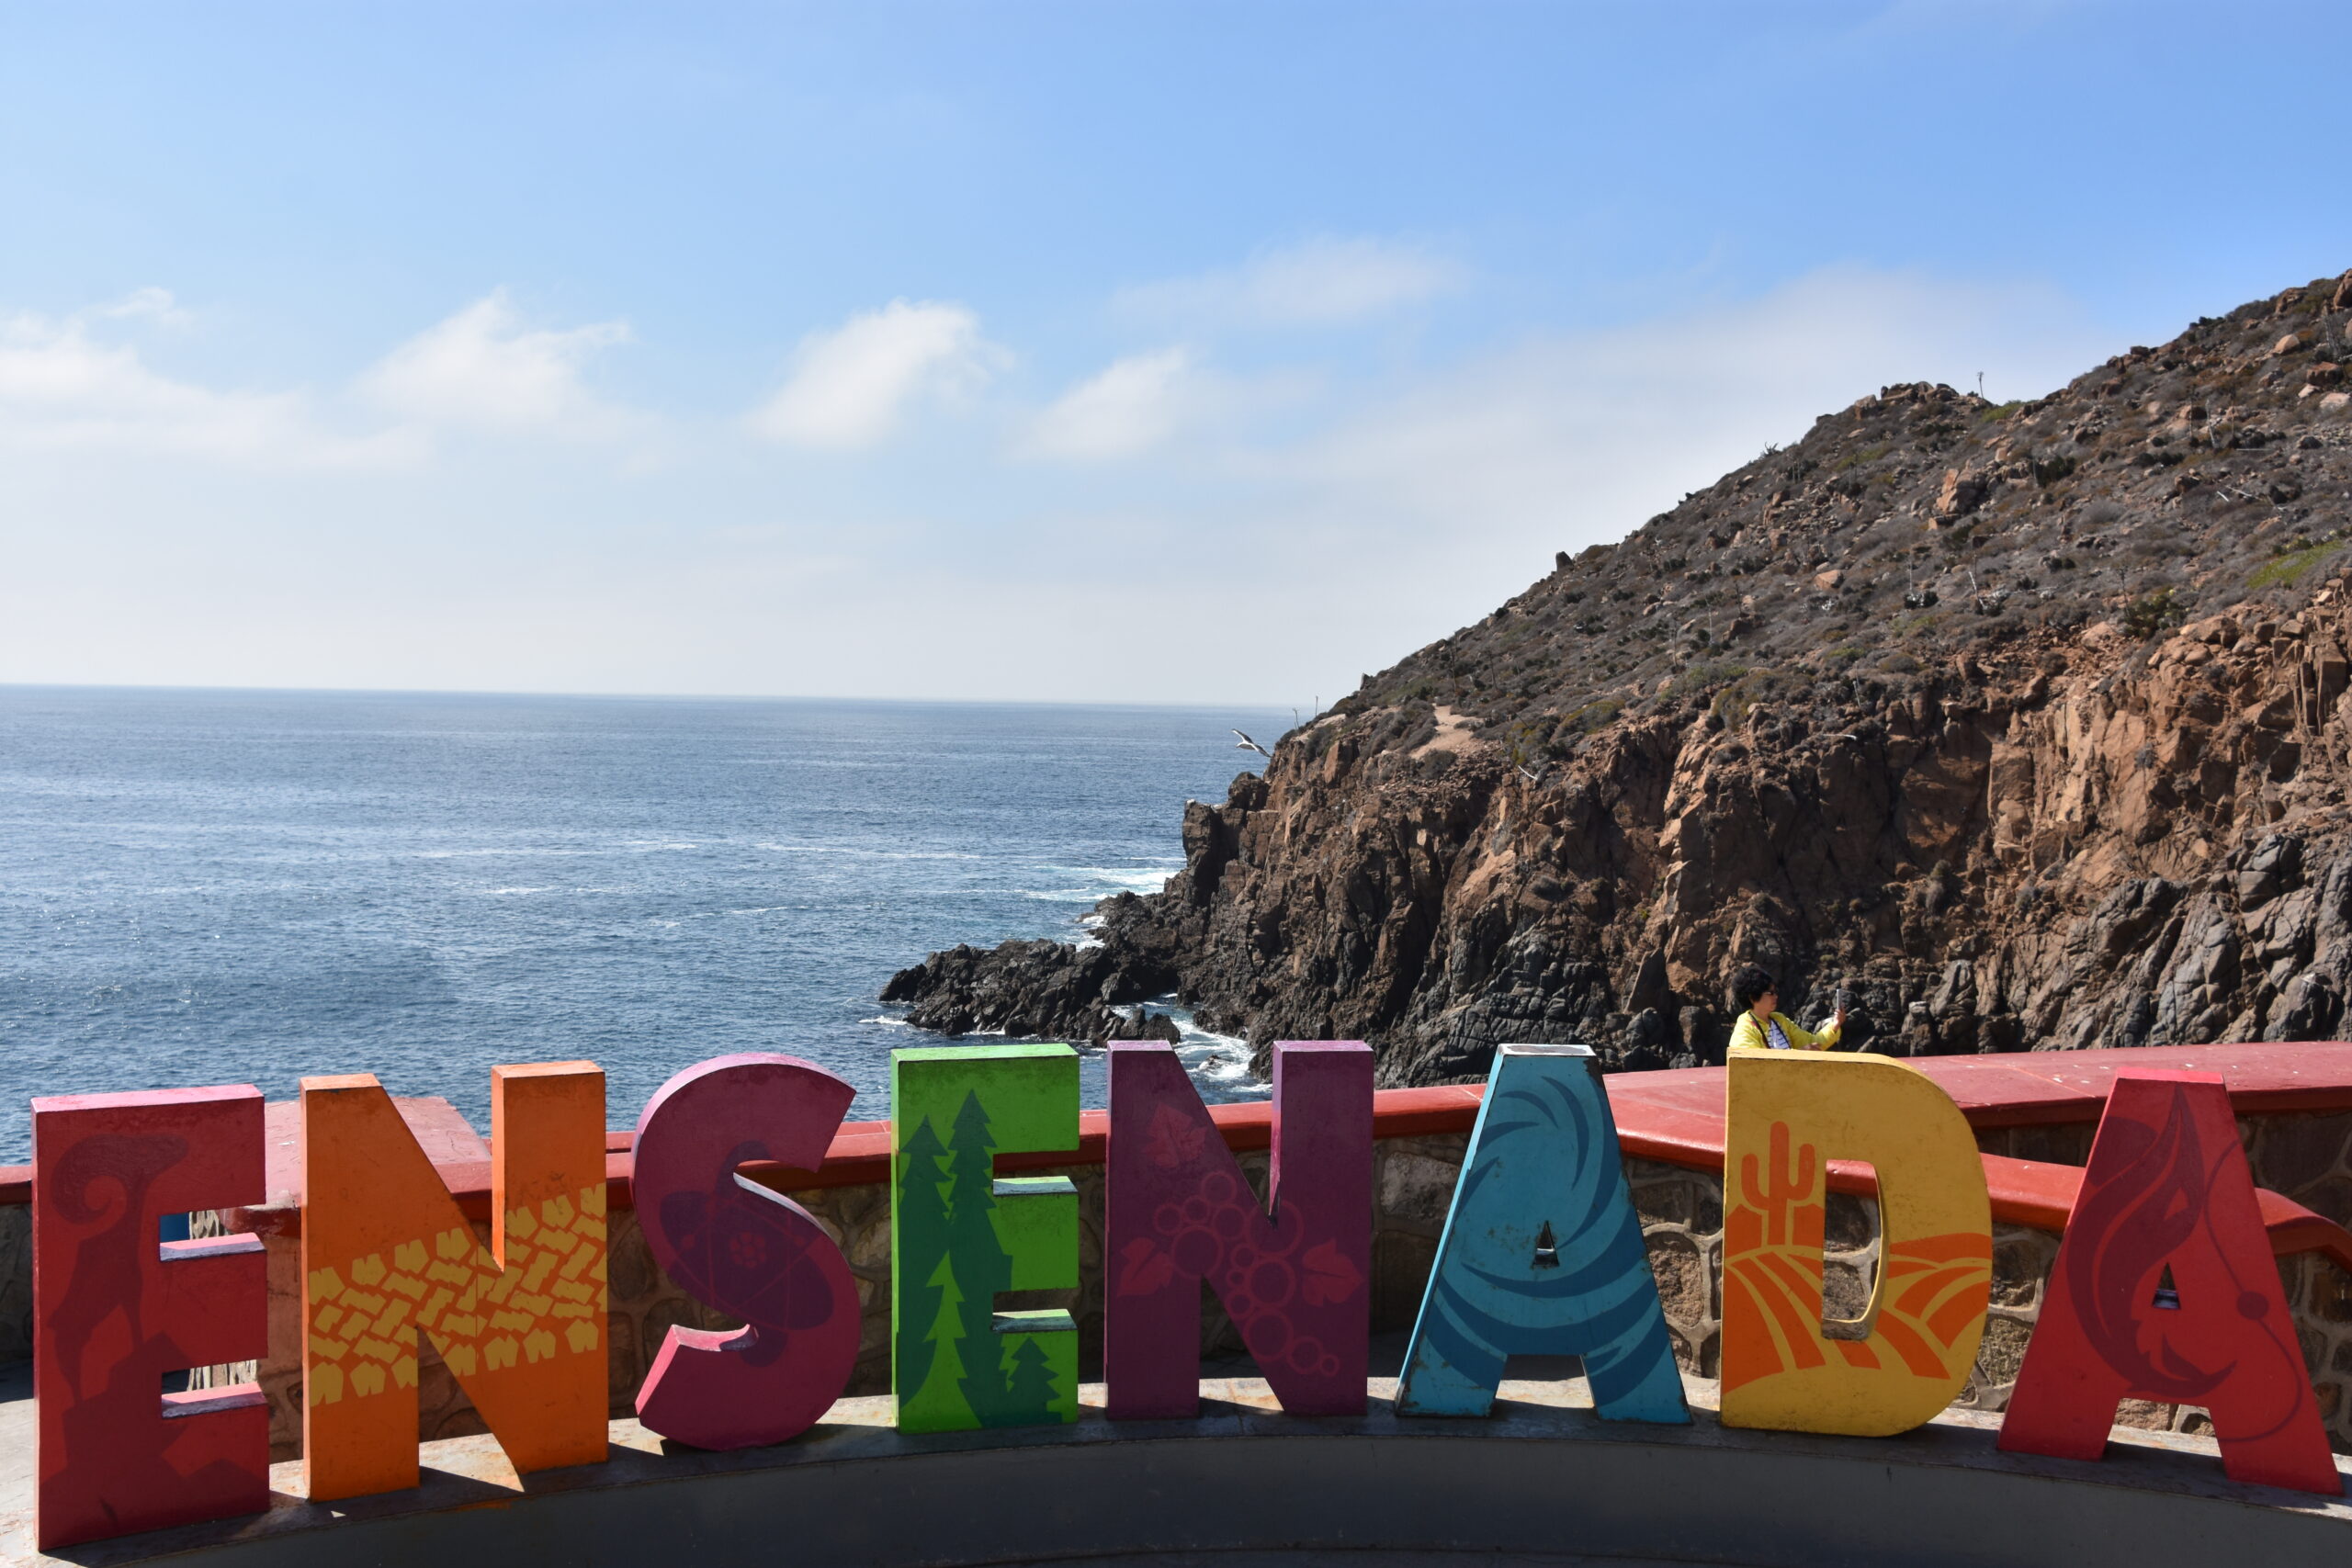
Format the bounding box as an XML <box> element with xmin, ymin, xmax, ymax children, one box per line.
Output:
<box><xmin>3</xmin><ymin>1370</ymin><xmax>2346</xmax><ymax>1566</ymax></box>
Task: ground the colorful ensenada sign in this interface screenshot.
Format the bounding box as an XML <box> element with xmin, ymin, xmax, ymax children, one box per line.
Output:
<box><xmin>28</xmin><ymin>1042</ymin><xmax>2342</xmax><ymax>1550</ymax></box>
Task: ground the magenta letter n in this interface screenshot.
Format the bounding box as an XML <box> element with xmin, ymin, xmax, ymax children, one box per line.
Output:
<box><xmin>1104</xmin><ymin>1040</ymin><xmax>1371</xmax><ymax>1418</ymax></box>
<box><xmin>33</xmin><ymin>1086</ymin><xmax>270</xmax><ymax>1551</ymax></box>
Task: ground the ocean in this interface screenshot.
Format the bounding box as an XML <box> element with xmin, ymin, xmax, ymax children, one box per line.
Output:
<box><xmin>0</xmin><ymin>686</ymin><xmax>1289</xmax><ymax>1165</ymax></box>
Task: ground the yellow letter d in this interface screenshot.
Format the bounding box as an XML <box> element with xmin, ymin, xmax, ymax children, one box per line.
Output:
<box><xmin>1720</xmin><ymin>1048</ymin><xmax>1989</xmax><ymax>1437</ymax></box>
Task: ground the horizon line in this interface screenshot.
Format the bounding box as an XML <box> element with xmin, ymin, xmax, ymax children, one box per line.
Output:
<box><xmin>0</xmin><ymin>678</ymin><xmax>1306</xmax><ymax>714</ymax></box>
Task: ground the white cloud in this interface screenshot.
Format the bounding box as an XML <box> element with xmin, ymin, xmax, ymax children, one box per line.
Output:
<box><xmin>0</xmin><ymin>265</ymin><xmax>2125</xmax><ymax>707</ymax></box>
<box><xmin>0</xmin><ymin>308</ymin><xmax>409</xmax><ymax>468</ymax></box>
<box><xmin>1116</xmin><ymin>237</ymin><xmax>1462</xmax><ymax>328</ymax></box>
<box><xmin>360</xmin><ymin>291</ymin><xmax>632</xmax><ymax>435</ymax></box>
<box><xmin>747</xmin><ymin>299</ymin><xmax>998</xmax><ymax>449</ymax></box>
<box><xmin>93</xmin><ymin>287</ymin><xmax>194</xmax><ymax>327</ymax></box>
<box><xmin>1020</xmin><ymin>347</ymin><xmax>1195</xmax><ymax>462</ymax></box>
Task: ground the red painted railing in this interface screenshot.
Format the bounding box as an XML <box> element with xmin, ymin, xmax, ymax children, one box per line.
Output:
<box><xmin>8</xmin><ymin>1044</ymin><xmax>2352</xmax><ymax>1265</ymax></box>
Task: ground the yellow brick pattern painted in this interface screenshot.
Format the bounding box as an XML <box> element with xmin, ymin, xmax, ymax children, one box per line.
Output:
<box><xmin>305</xmin><ymin>1181</ymin><xmax>607</xmax><ymax>1407</ymax></box>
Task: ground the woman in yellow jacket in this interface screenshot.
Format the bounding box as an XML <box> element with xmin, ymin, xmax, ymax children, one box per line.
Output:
<box><xmin>1727</xmin><ymin>964</ymin><xmax>1845</xmax><ymax>1051</ymax></box>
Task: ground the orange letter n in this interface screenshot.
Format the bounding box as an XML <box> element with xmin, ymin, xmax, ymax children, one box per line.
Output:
<box><xmin>300</xmin><ymin>1063</ymin><xmax>607</xmax><ymax>1501</ymax></box>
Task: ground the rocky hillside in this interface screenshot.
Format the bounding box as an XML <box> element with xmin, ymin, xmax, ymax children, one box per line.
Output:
<box><xmin>884</xmin><ymin>269</ymin><xmax>2352</xmax><ymax>1086</ymax></box>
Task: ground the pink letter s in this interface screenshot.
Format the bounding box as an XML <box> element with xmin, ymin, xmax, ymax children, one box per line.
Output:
<box><xmin>630</xmin><ymin>1055</ymin><xmax>861</xmax><ymax>1448</ymax></box>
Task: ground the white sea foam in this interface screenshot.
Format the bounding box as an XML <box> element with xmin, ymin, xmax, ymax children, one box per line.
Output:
<box><xmin>1019</xmin><ymin>863</ymin><xmax>1181</xmax><ymax>902</ymax></box>
<box><xmin>413</xmin><ymin>840</ymin><xmax>699</xmax><ymax>860</ymax></box>
<box><xmin>1147</xmin><ymin>1002</ymin><xmax>1270</xmax><ymax>1099</ymax></box>
<box><xmin>1055</xmin><ymin>864</ymin><xmax>1180</xmax><ymax>892</ymax></box>
<box><xmin>666</xmin><ymin>904</ymin><xmax>792</xmax><ymax>921</ymax></box>
<box><xmin>754</xmin><ymin>842</ymin><xmax>984</xmax><ymax>861</ymax></box>
<box><xmin>415</xmin><ymin>847</ymin><xmax>606</xmax><ymax>860</ymax></box>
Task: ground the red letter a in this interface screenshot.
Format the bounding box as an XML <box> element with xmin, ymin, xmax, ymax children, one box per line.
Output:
<box><xmin>1998</xmin><ymin>1070</ymin><xmax>2336</xmax><ymax>1494</ymax></box>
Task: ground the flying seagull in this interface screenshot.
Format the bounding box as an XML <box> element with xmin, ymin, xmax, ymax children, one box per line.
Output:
<box><xmin>1518</xmin><ymin>763</ymin><xmax>1546</xmax><ymax>784</ymax></box>
<box><xmin>1233</xmin><ymin>729</ymin><xmax>1273</xmax><ymax>760</ymax></box>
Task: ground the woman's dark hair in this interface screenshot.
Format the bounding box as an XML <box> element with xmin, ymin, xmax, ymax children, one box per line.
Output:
<box><xmin>1731</xmin><ymin>964</ymin><xmax>1778</xmax><ymax>1011</ymax></box>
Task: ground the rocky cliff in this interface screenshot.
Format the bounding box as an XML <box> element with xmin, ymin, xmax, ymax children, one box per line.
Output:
<box><xmin>884</xmin><ymin>269</ymin><xmax>2352</xmax><ymax>1086</ymax></box>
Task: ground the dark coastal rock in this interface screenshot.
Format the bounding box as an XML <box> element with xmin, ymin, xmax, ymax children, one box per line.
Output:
<box><xmin>1108</xmin><ymin>1010</ymin><xmax>1183</xmax><ymax>1044</ymax></box>
<box><xmin>879</xmin><ymin>931</ymin><xmax>1182</xmax><ymax>1044</ymax></box>
<box><xmin>884</xmin><ymin>267</ymin><xmax>2352</xmax><ymax>1084</ymax></box>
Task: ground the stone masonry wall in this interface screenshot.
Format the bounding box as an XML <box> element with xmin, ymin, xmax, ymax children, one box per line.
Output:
<box><xmin>2245</xmin><ymin>1108</ymin><xmax>2352</xmax><ymax>1443</ymax></box>
<box><xmin>0</xmin><ymin>1204</ymin><xmax>27</xmax><ymax>1365</ymax></box>
<box><xmin>13</xmin><ymin>1110</ymin><xmax>2352</xmax><ymax>1461</ymax></box>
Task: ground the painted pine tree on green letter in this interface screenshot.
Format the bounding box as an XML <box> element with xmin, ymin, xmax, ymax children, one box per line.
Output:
<box><xmin>893</xmin><ymin>1115</ymin><xmax>952</xmax><ymax>1402</ymax></box>
<box><xmin>1003</xmin><ymin>1333</ymin><xmax>1060</xmax><ymax>1426</ymax></box>
<box><xmin>946</xmin><ymin>1089</ymin><xmax>1018</xmax><ymax>1423</ymax></box>
<box><xmin>898</xmin><ymin>1253</ymin><xmax>975</xmax><ymax>1431</ymax></box>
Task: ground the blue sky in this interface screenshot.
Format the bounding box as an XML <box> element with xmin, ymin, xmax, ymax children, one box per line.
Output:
<box><xmin>3</xmin><ymin>2</ymin><xmax>2346</xmax><ymax>705</ymax></box>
